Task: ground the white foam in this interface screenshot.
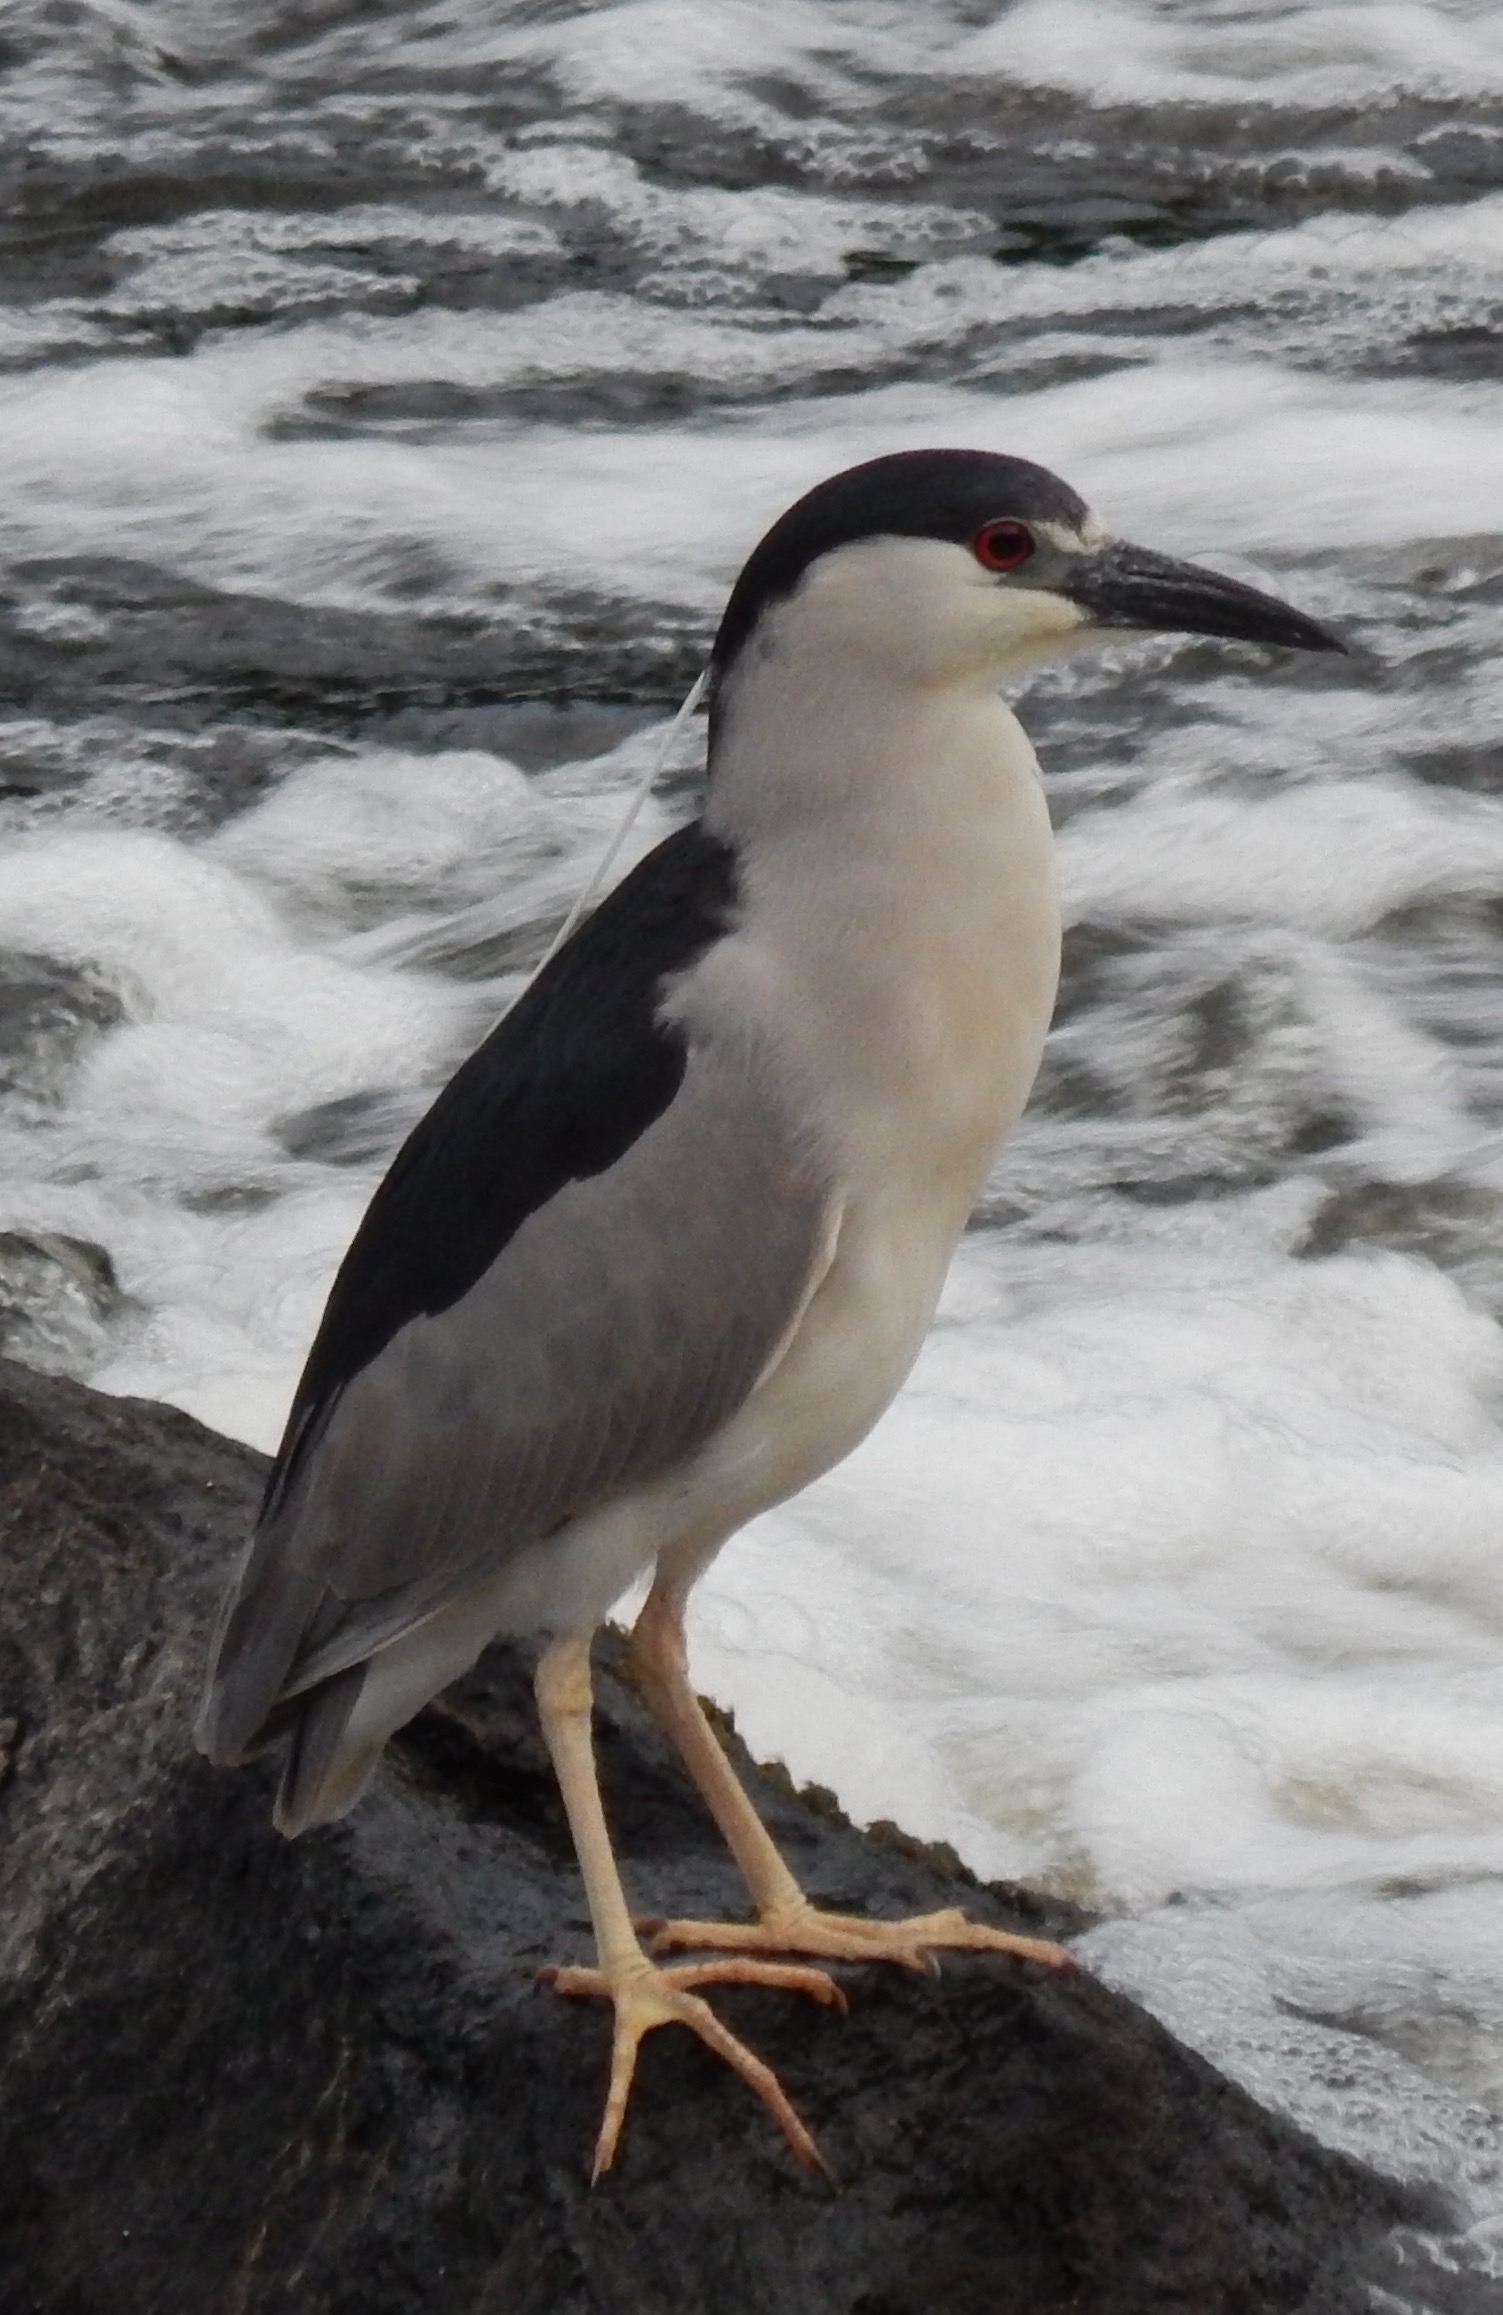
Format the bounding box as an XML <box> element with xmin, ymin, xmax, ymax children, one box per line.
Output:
<box><xmin>109</xmin><ymin>206</ymin><xmax>565</xmax><ymax>270</ymax></box>
<box><xmin>343</xmin><ymin>0</ymin><xmax>888</xmax><ymax>119</ymax></box>
<box><xmin>4</xmin><ymin>345</ymin><xmax>1503</xmax><ymax>629</ymax></box>
<box><xmin>959</xmin><ymin>0</ymin><xmax>1503</xmax><ymax>104</ymax></box>
<box><xmin>210</xmin><ymin>746</ymin><xmax>551</xmax><ymax>926</ymax></box>
<box><xmin>1060</xmin><ymin>776</ymin><xmax>1503</xmax><ymax>941</ymax></box>
<box><xmin>484</xmin><ymin>142</ymin><xmax>985</xmax><ymax>281</ymax></box>
<box><xmin>0</xmin><ymin>826</ymin><xmax>457</xmax><ymax>1145</ymax></box>
<box><xmin>680</xmin><ymin>1201</ymin><xmax>1503</xmax><ymax>2220</ymax></box>
<box><xmin>0</xmin><ymin>722</ymin><xmax>694</xmax><ymax>1433</ymax></box>
<box><xmin>1083</xmin><ymin>1894</ymin><xmax>1503</xmax><ymax>2223</ymax></box>
<box><xmin>691</xmin><ymin>1222</ymin><xmax>1503</xmax><ymax>1897</ymax></box>
<box><xmin>339</xmin><ymin>0</ymin><xmax>1503</xmax><ymax>115</ymax></box>
<box><xmin>826</xmin><ymin>193</ymin><xmax>1503</xmax><ymax>379</ymax></box>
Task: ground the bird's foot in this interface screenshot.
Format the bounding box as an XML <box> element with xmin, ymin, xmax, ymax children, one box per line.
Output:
<box><xmin>539</xmin><ymin>1952</ymin><xmax>843</xmax><ymax>2180</ymax></box>
<box><xmin>644</xmin><ymin>1901</ymin><xmax>1076</xmax><ymax>1977</ymax></box>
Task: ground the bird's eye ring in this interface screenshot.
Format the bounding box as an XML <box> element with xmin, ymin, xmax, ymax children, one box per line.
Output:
<box><xmin>974</xmin><ymin>519</ymin><xmax>1037</xmax><ymax>574</ymax></box>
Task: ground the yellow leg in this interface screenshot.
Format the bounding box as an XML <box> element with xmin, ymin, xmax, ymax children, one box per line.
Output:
<box><xmin>532</xmin><ymin>1633</ymin><xmax>842</xmax><ymax>2180</ymax></box>
<box><xmin>628</xmin><ymin>1582</ymin><xmax>1076</xmax><ymax>1976</ymax></box>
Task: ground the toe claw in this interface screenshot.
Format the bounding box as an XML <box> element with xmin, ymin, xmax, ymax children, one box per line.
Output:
<box><xmin>544</xmin><ymin>1952</ymin><xmax>830</xmax><ymax>2180</ymax></box>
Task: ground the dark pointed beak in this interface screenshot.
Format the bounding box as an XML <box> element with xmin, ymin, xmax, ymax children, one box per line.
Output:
<box><xmin>1062</xmin><ymin>540</ymin><xmax>1346</xmax><ymax>654</ymax></box>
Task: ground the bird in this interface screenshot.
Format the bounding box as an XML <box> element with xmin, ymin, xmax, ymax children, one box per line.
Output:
<box><xmin>197</xmin><ymin>448</ymin><xmax>1343</xmax><ymax>2179</ymax></box>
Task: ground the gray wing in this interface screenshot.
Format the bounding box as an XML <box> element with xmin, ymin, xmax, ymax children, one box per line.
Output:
<box><xmin>199</xmin><ymin>1031</ymin><xmax>836</xmax><ymax>1761</ymax></box>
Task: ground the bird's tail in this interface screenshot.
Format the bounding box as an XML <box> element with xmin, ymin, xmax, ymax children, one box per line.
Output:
<box><xmin>272</xmin><ymin>1663</ymin><xmax>381</xmax><ymax>1836</ymax></box>
<box><xmin>272</xmin><ymin>1666</ymin><xmax>384</xmax><ymax>1842</ymax></box>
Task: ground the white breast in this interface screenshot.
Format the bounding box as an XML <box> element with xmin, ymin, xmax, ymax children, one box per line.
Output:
<box><xmin>674</xmin><ymin>614</ymin><xmax>1063</xmax><ymax>1535</ymax></box>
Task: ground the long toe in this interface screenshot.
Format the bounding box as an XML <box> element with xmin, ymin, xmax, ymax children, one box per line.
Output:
<box><xmin>540</xmin><ymin>1955</ymin><xmax>833</xmax><ymax>2180</ymax></box>
<box><xmin>648</xmin><ymin>1903</ymin><xmax>1076</xmax><ymax>1975</ymax></box>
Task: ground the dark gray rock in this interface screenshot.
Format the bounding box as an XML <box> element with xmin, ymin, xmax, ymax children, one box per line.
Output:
<box><xmin>0</xmin><ymin>1356</ymin><xmax>1435</xmax><ymax>2314</ymax></box>
<box><xmin>0</xmin><ymin>1231</ymin><xmax>127</xmax><ymax>1375</ymax></box>
<box><xmin>0</xmin><ymin>951</ymin><xmax>124</xmax><ymax>1103</ymax></box>
<box><xmin>1300</xmin><ymin>1176</ymin><xmax>1503</xmax><ymax>1317</ymax></box>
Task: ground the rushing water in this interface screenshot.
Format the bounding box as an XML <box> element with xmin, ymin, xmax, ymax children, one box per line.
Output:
<box><xmin>4</xmin><ymin>3</ymin><xmax>1503</xmax><ymax>2294</ymax></box>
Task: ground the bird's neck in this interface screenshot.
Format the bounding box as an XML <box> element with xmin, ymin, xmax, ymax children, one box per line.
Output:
<box><xmin>701</xmin><ymin>646</ymin><xmax>1062</xmax><ymax>1226</ymax></box>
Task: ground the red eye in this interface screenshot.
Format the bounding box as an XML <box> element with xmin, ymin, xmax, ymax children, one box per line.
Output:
<box><xmin>974</xmin><ymin>518</ymin><xmax>1036</xmax><ymax>573</ymax></box>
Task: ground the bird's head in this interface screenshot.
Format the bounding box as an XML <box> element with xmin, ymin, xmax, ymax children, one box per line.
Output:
<box><xmin>709</xmin><ymin>448</ymin><xmax>1342</xmax><ymax>727</ymax></box>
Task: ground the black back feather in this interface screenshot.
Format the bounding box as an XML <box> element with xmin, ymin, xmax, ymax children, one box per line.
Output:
<box><xmin>263</xmin><ymin>819</ymin><xmax>738</xmax><ymax>1519</ymax></box>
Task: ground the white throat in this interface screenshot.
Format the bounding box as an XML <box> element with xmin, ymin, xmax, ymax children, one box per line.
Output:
<box><xmin>700</xmin><ymin>559</ymin><xmax>1063</xmax><ymax>1232</ymax></box>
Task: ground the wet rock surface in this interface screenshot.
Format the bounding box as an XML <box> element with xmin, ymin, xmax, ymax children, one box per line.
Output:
<box><xmin>0</xmin><ymin>950</ymin><xmax>124</xmax><ymax>1102</ymax></box>
<box><xmin>0</xmin><ymin>1229</ymin><xmax>126</xmax><ymax>1374</ymax></box>
<box><xmin>0</xmin><ymin>1356</ymin><xmax>1437</xmax><ymax>2314</ymax></box>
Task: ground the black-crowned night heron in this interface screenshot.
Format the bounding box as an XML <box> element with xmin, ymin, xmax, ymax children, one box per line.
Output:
<box><xmin>198</xmin><ymin>449</ymin><xmax>1342</xmax><ymax>2177</ymax></box>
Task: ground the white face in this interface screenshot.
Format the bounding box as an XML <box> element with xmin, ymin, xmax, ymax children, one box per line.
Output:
<box><xmin>774</xmin><ymin>521</ymin><xmax>1110</xmax><ymax>688</ymax></box>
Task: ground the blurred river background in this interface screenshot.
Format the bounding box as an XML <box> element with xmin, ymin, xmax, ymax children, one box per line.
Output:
<box><xmin>4</xmin><ymin>3</ymin><xmax>1503</xmax><ymax>2295</ymax></box>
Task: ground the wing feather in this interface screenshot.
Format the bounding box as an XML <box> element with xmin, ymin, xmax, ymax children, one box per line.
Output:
<box><xmin>200</xmin><ymin>1024</ymin><xmax>835</xmax><ymax>1758</ymax></box>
